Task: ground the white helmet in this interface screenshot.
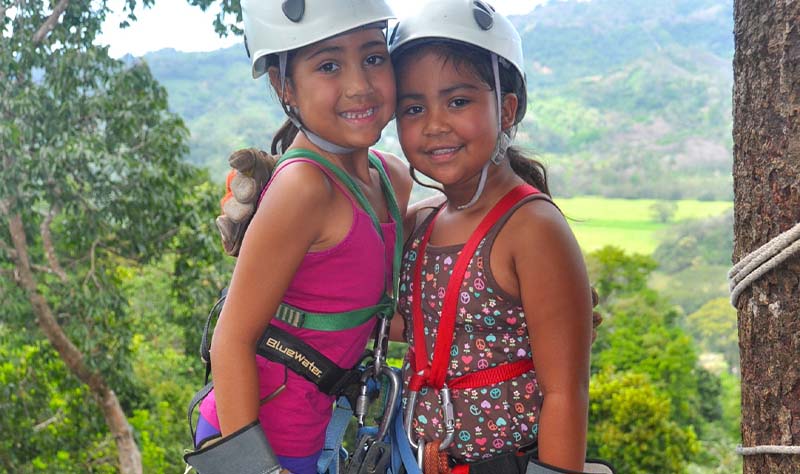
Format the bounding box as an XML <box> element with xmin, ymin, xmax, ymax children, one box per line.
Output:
<box><xmin>389</xmin><ymin>0</ymin><xmax>528</xmax><ymax>209</ymax></box>
<box><xmin>389</xmin><ymin>0</ymin><xmax>527</xmax><ymax>125</ymax></box>
<box><xmin>243</xmin><ymin>0</ymin><xmax>395</xmax><ymax>79</ymax></box>
<box><xmin>243</xmin><ymin>0</ymin><xmax>395</xmax><ymax>154</ymax></box>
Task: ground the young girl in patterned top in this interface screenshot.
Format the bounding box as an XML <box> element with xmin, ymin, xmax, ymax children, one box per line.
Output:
<box><xmin>389</xmin><ymin>0</ymin><xmax>593</xmax><ymax>471</ymax></box>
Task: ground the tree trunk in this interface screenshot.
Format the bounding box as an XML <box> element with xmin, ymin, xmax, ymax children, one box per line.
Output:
<box><xmin>732</xmin><ymin>1</ymin><xmax>800</xmax><ymax>473</ymax></box>
<box><xmin>5</xmin><ymin>211</ymin><xmax>143</xmax><ymax>474</ymax></box>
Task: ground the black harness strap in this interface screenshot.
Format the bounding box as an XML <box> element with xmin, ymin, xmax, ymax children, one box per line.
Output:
<box><xmin>256</xmin><ymin>325</ymin><xmax>361</xmax><ymax>396</ymax></box>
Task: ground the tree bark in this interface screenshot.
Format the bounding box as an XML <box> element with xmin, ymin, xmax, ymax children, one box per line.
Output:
<box><xmin>732</xmin><ymin>1</ymin><xmax>800</xmax><ymax>473</ymax></box>
<box><xmin>5</xmin><ymin>211</ymin><xmax>143</xmax><ymax>474</ymax></box>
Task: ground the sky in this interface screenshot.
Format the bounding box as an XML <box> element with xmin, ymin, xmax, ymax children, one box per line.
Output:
<box><xmin>97</xmin><ymin>0</ymin><xmax>548</xmax><ymax>58</ymax></box>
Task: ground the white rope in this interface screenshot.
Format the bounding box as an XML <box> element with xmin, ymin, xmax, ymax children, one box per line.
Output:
<box><xmin>729</xmin><ymin>222</ymin><xmax>800</xmax><ymax>456</ymax></box>
<box><xmin>727</xmin><ymin>222</ymin><xmax>800</xmax><ymax>306</ymax></box>
<box><xmin>736</xmin><ymin>445</ymin><xmax>800</xmax><ymax>455</ymax></box>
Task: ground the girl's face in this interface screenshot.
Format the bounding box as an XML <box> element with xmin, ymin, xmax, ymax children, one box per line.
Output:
<box><xmin>277</xmin><ymin>27</ymin><xmax>395</xmax><ymax>151</ymax></box>
<box><xmin>395</xmin><ymin>50</ymin><xmax>515</xmax><ymax>187</ymax></box>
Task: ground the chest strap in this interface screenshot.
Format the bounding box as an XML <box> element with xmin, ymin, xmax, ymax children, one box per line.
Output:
<box><xmin>407</xmin><ymin>348</ymin><xmax>534</xmax><ymax>392</ymax></box>
<box><xmin>274</xmin><ymin>292</ymin><xmax>394</xmax><ymax>330</ymax></box>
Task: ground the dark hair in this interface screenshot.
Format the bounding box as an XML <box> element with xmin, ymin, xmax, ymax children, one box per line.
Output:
<box><xmin>392</xmin><ymin>40</ymin><xmax>550</xmax><ymax>196</ymax></box>
<box><xmin>271</xmin><ymin>119</ymin><xmax>299</xmax><ymax>155</ymax></box>
<box><xmin>266</xmin><ymin>52</ymin><xmax>300</xmax><ymax>155</ymax></box>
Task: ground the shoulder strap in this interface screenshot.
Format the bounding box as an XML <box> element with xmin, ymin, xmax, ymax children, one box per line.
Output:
<box><xmin>481</xmin><ymin>193</ymin><xmax>555</xmax><ymax>251</ymax></box>
<box><xmin>366</xmin><ymin>149</ymin><xmax>403</xmax><ymax>305</ymax></box>
<box><xmin>277</xmin><ymin>149</ymin><xmax>393</xmax><ymax>240</ymax></box>
<box><xmin>269</xmin><ymin>157</ymin><xmax>360</xmax><ymax>208</ymax></box>
<box><xmin>278</xmin><ymin>148</ymin><xmax>402</xmax><ymax>309</ymax></box>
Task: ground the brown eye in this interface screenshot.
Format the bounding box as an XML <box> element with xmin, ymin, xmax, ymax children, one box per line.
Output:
<box><xmin>365</xmin><ymin>55</ymin><xmax>386</xmax><ymax>66</ymax></box>
<box><xmin>318</xmin><ymin>62</ymin><xmax>340</xmax><ymax>73</ymax></box>
<box><xmin>404</xmin><ymin>105</ymin><xmax>424</xmax><ymax>116</ymax></box>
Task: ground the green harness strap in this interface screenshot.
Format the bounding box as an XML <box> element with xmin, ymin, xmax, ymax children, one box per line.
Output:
<box><xmin>268</xmin><ymin>148</ymin><xmax>403</xmax><ymax>331</ymax></box>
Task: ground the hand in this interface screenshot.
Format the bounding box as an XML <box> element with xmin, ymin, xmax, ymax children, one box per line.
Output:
<box><xmin>590</xmin><ymin>286</ymin><xmax>602</xmax><ymax>343</ymax></box>
<box><xmin>215</xmin><ymin>148</ymin><xmax>276</xmax><ymax>256</ymax></box>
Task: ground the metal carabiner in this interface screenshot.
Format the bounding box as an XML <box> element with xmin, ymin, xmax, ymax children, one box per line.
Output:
<box><xmin>355</xmin><ymin>363</ymin><xmax>376</xmax><ymax>428</ymax></box>
<box><xmin>404</xmin><ymin>383</ymin><xmax>456</xmax><ymax>452</ymax></box>
<box><xmin>372</xmin><ymin>316</ymin><xmax>391</xmax><ymax>378</ymax></box>
<box><xmin>404</xmin><ymin>387</ymin><xmax>420</xmax><ymax>450</ymax></box>
<box><xmin>374</xmin><ymin>364</ymin><xmax>401</xmax><ymax>441</ymax></box>
<box><xmin>438</xmin><ymin>385</ymin><xmax>455</xmax><ymax>450</ymax></box>
<box><xmin>355</xmin><ymin>360</ymin><xmax>401</xmax><ymax>441</ymax></box>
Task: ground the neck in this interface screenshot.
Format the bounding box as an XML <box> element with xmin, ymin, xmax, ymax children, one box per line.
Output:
<box><xmin>442</xmin><ymin>161</ymin><xmax>522</xmax><ymax>216</ymax></box>
<box><xmin>290</xmin><ymin>132</ymin><xmax>373</xmax><ymax>181</ymax></box>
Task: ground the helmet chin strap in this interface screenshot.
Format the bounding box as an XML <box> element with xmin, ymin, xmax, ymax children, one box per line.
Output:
<box><xmin>456</xmin><ymin>53</ymin><xmax>512</xmax><ymax>211</ymax></box>
<box><xmin>278</xmin><ymin>52</ymin><xmax>371</xmax><ymax>155</ymax></box>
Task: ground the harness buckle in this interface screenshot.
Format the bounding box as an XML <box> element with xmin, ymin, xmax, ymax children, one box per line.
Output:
<box><xmin>346</xmin><ymin>437</ymin><xmax>392</xmax><ymax>474</ymax></box>
<box><xmin>347</xmin><ymin>363</ymin><xmax>401</xmax><ymax>474</ymax></box>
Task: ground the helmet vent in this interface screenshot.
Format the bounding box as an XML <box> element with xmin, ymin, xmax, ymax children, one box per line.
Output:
<box><xmin>388</xmin><ymin>23</ymin><xmax>400</xmax><ymax>47</ymax></box>
<box><xmin>473</xmin><ymin>1</ymin><xmax>494</xmax><ymax>30</ymax></box>
<box><xmin>282</xmin><ymin>0</ymin><xmax>305</xmax><ymax>22</ymax></box>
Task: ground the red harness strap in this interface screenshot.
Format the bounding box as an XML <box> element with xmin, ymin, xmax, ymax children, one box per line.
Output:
<box><xmin>410</xmin><ymin>184</ymin><xmax>540</xmax><ymax>392</ymax></box>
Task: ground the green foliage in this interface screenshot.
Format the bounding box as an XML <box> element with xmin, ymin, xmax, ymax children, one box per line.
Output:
<box><xmin>650</xmin><ymin>265</ymin><xmax>730</xmax><ymax>314</ymax></box>
<box><xmin>0</xmin><ymin>2</ymin><xmax>234</xmax><ymax>470</ymax></box>
<box><xmin>0</xmin><ymin>329</ymin><xmax>117</xmax><ymax>473</ymax></box>
<box><xmin>592</xmin><ymin>292</ymin><xmax>704</xmax><ymax>427</ymax></box>
<box><xmin>650</xmin><ymin>201</ymin><xmax>678</xmax><ymax>223</ymax></box>
<box><xmin>585</xmin><ymin>246</ymin><xmax>658</xmax><ymax>301</ymax></box>
<box><xmin>585</xmin><ymin>247</ymin><xmax>740</xmax><ymax>471</ymax></box>
<box><xmin>588</xmin><ymin>370</ymin><xmax>700</xmax><ymax>474</ymax></box>
<box><xmin>653</xmin><ymin>211</ymin><xmax>733</xmax><ymax>273</ymax></box>
<box><xmin>686</xmin><ymin>426</ymin><xmax>742</xmax><ymax>474</ymax></box>
<box><xmin>686</xmin><ymin>298</ymin><xmax>739</xmax><ymax>371</ymax></box>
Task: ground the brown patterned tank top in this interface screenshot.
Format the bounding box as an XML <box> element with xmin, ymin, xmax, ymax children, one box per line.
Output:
<box><xmin>398</xmin><ymin>195</ymin><xmax>550</xmax><ymax>462</ymax></box>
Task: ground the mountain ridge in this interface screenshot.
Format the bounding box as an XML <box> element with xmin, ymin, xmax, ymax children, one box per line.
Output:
<box><xmin>143</xmin><ymin>0</ymin><xmax>734</xmax><ymax>200</ymax></box>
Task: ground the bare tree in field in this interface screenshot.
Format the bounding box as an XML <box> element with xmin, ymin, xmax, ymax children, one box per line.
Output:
<box><xmin>732</xmin><ymin>1</ymin><xmax>800</xmax><ymax>473</ymax></box>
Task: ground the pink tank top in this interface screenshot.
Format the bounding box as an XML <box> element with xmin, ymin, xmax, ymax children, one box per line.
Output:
<box><xmin>200</xmin><ymin>151</ymin><xmax>397</xmax><ymax>456</ymax></box>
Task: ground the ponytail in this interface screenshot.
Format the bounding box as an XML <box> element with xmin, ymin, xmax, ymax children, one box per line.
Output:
<box><xmin>507</xmin><ymin>146</ymin><xmax>550</xmax><ymax>196</ymax></box>
<box><xmin>271</xmin><ymin>119</ymin><xmax>299</xmax><ymax>155</ymax></box>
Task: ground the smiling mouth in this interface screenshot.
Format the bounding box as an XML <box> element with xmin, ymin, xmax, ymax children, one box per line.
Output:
<box><xmin>430</xmin><ymin>146</ymin><xmax>461</xmax><ymax>156</ymax></box>
<box><xmin>340</xmin><ymin>107</ymin><xmax>377</xmax><ymax>120</ymax></box>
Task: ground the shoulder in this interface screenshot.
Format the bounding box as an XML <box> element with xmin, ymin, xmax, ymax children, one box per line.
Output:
<box><xmin>374</xmin><ymin>150</ymin><xmax>412</xmax><ymax>195</ymax></box>
<box><xmin>503</xmin><ymin>196</ymin><xmax>579</xmax><ymax>259</ymax></box>
<box><xmin>260</xmin><ymin>159</ymin><xmax>337</xmax><ymax>213</ymax></box>
<box><xmin>405</xmin><ymin>194</ymin><xmax>446</xmax><ymax>235</ymax></box>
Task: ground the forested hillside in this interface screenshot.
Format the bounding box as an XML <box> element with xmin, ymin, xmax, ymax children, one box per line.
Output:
<box><xmin>143</xmin><ymin>0</ymin><xmax>734</xmax><ymax>200</ymax></box>
<box><xmin>3</xmin><ymin>1</ymin><xmax>742</xmax><ymax>473</ymax></box>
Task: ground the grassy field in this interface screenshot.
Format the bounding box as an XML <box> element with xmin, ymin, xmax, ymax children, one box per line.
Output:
<box><xmin>555</xmin><ymin>196</ymin><xmax>732</xmax><ymax>254</ymax></box>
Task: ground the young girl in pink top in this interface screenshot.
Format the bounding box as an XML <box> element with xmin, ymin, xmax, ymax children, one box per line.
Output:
<box><xmin>189</xmin><ymin>1</ymin><xmax>411</xmax><ymax>473</ymax></box>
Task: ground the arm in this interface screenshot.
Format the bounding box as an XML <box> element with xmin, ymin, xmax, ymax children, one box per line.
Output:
<box><xmin>210</xmin><ymin>163</ymin><xmax>334</xmax><ymax>435</ymax></box>
<box><xmin>512</xmin><ymin>201</ymin><xmax>592</xmax><ymax>471</ymax></box>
